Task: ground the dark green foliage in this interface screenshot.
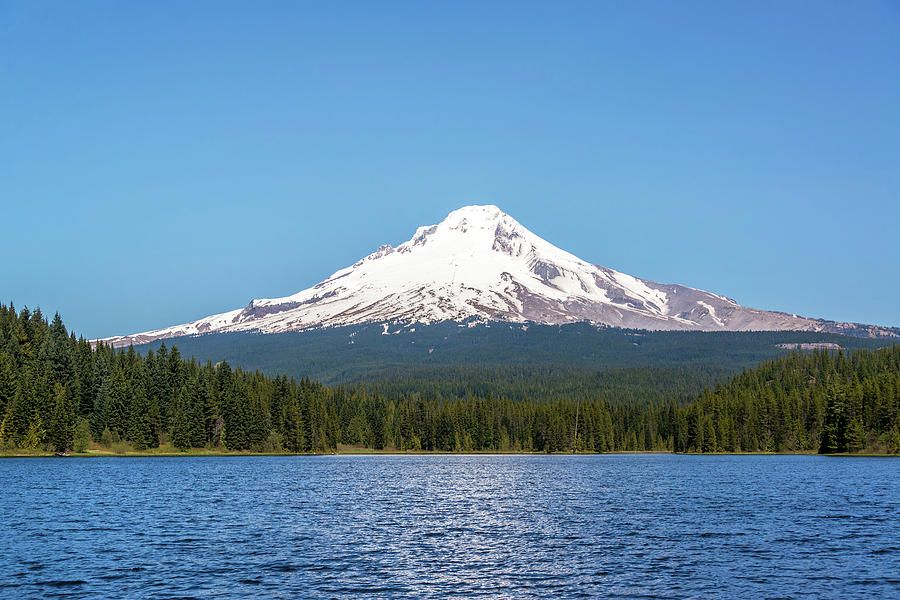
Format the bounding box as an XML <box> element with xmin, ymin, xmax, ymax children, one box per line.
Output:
<box><xmin>47</xmin><ymin>383</ymin><xmax>74</xmax><ymax>452</ymax></box>
<box><xmin>0</xmin><ymin>303</ymin><xmax>897</xmax><ymax>455</ymax></box>
<box><xmin>44</xmin><ymin>313</ymin><xmax>73</xmax><ymax>387</ymax></box>
<box><xmin>106</xmin><ymin>365</ymin><xmax>128</xmax><ymax>439</ymax></box>
<box><xmin>172</xmin><ymin>385</ymin><xmax>192</xmax><ymax>451</ymax></box>
<box><xmin>130</xmin><ymin>321</ymin><xmax>892</xmax><ymax>391</ymax></box>
<box><xmin>73</xmin><ymin>418</ymin><xmax>92</xmax><ymax>453</ymax></box>
<box><xmin>673</xmin><ymin>347</ymin><xmax>900</xmax><ymax>454</ymax></box>
<box><xmin>100</xmin><ymin>427</ymin><xmax>114</xmax><ymax>447</ymax></box>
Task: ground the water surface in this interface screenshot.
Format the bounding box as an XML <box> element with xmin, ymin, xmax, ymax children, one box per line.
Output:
<box><xmin>1</xmin><ymin>454</ymin><xmax>898</xmax><ymax>599</ymax></box>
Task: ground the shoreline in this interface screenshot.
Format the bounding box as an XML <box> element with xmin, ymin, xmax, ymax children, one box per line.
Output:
<box><xmin>2</xmin><ymin>448</ymin><xmax>896</xmax><ymax>458</ymax></box>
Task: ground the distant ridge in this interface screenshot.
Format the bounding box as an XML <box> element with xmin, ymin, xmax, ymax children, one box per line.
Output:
<box><xmin>103</xmin><ymin>205</ymin><xmax>899</xmax><ymax>346</ymax></box>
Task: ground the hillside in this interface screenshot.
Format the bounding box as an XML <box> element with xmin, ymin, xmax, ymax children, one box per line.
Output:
<box><xmin>129</xmin><ymin>321</ymin><xmax>894</xmax><ymax>401</ymax></box>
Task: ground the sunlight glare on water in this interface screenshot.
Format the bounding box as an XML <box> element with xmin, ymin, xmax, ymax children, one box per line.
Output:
<box><xmin>1</xmin><ymin>454</ymin><xmax>898</xmax><ymax>599</ymax></box>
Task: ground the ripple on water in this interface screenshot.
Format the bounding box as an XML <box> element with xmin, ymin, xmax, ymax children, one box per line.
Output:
<box><xmin>0</xmin><ymin>454</ymin><xmax>898</xmax><ymax>599</ymax></box>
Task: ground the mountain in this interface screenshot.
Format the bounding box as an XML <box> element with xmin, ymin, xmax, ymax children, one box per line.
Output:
<box><xmin>103</xmin><ymin>205</ymin><xmax>898</xmax><ymax>347</ymax></box>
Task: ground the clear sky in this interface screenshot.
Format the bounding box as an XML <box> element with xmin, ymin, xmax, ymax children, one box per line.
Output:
<box><xmin>2</xmin><ymin>1</ymin><xmax>898</xmax><ymax>338</ymax></box>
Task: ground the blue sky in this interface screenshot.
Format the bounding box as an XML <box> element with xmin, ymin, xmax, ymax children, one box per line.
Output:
<box><xmin>2</xmin><ymin>1</ymin><xmax>898</xmax><ymax>338</ymax></box>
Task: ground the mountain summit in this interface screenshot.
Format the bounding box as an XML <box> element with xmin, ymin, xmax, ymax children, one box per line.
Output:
<box><xmin>104</xmin><ymin>205</ymin><xmax>896</xmax><ymax>346</ymax></box>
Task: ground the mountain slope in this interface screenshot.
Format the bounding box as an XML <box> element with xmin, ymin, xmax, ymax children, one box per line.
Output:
<box><xmin>127</xmin><ymin>322</ymin><xmax>894</xmax><ymax>390</ymax></box>
<box><xmin>104</xmin><ymin>205</ymin><xmax>898</xmax><ymax>346</ymax></box>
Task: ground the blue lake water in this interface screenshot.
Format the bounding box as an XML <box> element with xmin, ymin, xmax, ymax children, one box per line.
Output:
<box><xmin>1</xmin><ymin>454</ymin><xmax>898</xmax><ymax>599</ymax></box>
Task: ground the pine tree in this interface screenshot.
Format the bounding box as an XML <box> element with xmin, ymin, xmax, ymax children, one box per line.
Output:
<box><xmin>172</xmin><ymin>385</ymin><xmax>192</xmax><ymax>451</ymax></box>
<box><xmin>164</xmin><ymin>346</ymin><xmax>184</xmax><ymax>433</ymax></box>
<box><xmin>44</xmin><ymin>313</ymin><xmax>73</xmax><ymax>387</ymax></box>
<box><xmin>73</xmin><ymin>338</ymin><xmax>95</xmax><ymax>418</ymax></box>
<box><xmin>188</xmin><ymin>383</ymin><xmax>206</xmax><ymax>448</ymax></box>
<box><xmin>0</xmin><ymin>353</ymin><xmax>15</xmax><ymax>420</ymax></box>
<box><xmin>820</xmin><ymin>382</ymin><xmax>847</xmax><ymax>454</ymax></box>
<box><xmin>107</xmin><ymin>363</ymin><xmax>128</xmax><ymax>438</ymax></box>
<box><xmin>73</xmin><ymin>418</ymin><xmax>92</xmax><ymax>453</ymax></box>
<box><xmin>0</xmin><ymin>410</ymin><xmax>13</xmax><ymax>450</ymax></box>
<box><xmin>845</xmin><ymin>417</ymin><xmax>866</xmax><ymax>453</ymax></box>
<box><xmin>221</xmin><ymin>376</ymin><xmax>246</xmax><ymax>451</ymax></box>
<box><xmin>47</xmin><ymin>383</ymin><xmax>75</xmax><ymax>452</ymax></box>
<box><xmin>128</xmin><ymin>372</ymin><xmax>155</xmax><ymax>451</ymax></box>
<box><xmin>245</xmin><ymin>393</ymin><xmax>267</xmax><ymax>450</ymax></box>
<box><xmin>91</xmin><ymin>371</ymin><xmax>110</xmax><ymax>441</ymax></box>
<box><xmin>703</xmin><ymin>416</ymin><xmax>717</xmax><ymax>453</ymax></box>
<box><xmin>22</xmin><ymin>414</ymin><xmax>46</xmax><ymax>450</ymax></box>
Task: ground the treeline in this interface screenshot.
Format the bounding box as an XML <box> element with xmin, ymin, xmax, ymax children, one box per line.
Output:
<box><xmin>1</xmin><ymin>303</ymin><xmax>898</xmax><ymax>454</ymax></box>
<box><xmin>0</xmin><ymin>304</ymin><xmax>333</xmax><ymax>453</ymax></box>
<box><xmin>350</xmin><ymin>364</ymin><xmax>735</xmax><ymax>405</ymax></box>
<box><xmin>677</xmin><ymin>346</ymin><xmax>900</xmax><ymax>453</ymax></box>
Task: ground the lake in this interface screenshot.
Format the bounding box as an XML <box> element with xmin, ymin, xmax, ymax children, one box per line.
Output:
<box><xmin>1</xmin><ymin>454</ymin><xmax>898</xmax><ymax>599</ymax></box>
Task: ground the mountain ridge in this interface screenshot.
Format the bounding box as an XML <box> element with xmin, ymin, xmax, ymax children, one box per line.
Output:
<box><xmin>103</xmin><ymin>205</ymin><xmax>899</xmax><ymax>346</ymax></box>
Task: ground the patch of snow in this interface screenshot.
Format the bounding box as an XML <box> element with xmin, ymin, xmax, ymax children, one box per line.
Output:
<box><xmin>697</xmin><ymin>301</ymin><xmax>725</xmax><ymax>327</ymax></box>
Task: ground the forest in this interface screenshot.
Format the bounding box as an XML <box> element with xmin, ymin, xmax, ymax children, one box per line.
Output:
<box><xmin>130</xmin><ymin>320</ymin><xmax>892</xmax><ymax>388</ymax></box>
<box><xmin>1</xmin><ymin>303</ymin><xmax>898</xmax><ymax>455</ymax></box>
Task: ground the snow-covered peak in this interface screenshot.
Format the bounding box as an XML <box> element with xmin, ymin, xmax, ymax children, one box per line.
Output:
<box><xmin>100</xmin><ymin>205</ymin><xmax>898</xmax><ymax>347</ymax></box>
<box><xmin>445</xmin><ymin>203</ymin><xmax>505</xmax><ymax>224</ymax></box>
<box><xmin>397</xmin><ymin>204</ymin><xmax>520</xmax><ymax>253</ymax></box>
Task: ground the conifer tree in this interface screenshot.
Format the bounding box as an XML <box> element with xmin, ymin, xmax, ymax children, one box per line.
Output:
<box><xmin>6</xmin><ymin>379</ymin><xmax>34</xmax><ymax>445</ymax></box>
<box><xmin>245</xmin><ymin>392</ymin><xmax>267</xmax><ymax>450</ymax></box>
<box><xmin>107</xmin><ymin>363</ymin><xmax>129</xmax><ymax>438</ymax></box>
<box><xmin>44</xmin><ymin>313</ymin><xmax>73</xmax><ymax>387</ymax></box>
<box><xmin>172</xmin><ymin>385</ymin><xmax>192</xmax><ymax>451</ymax></box>
<box><xmin>22</xmin><ymin>415</ymin><xmax>46</xmax><ymax>450</ymax></box>
<box><xmin>73</xmin><ymin>338</ymin><xmax>95</xmax><ymax>418</ymax></box>
<box><xmin>47</xmin><ymin>383</ymin><xmax>75</xmax><ymax>452</ymax></box>
<box><xmin>0</xmin><ymin>353</ymin><xmax>14</xmax><ymax>420</ymax></box>
<box><xmin>128</xmin><ymin>367</ymin><xmax>156</xmax><ymax>450</ymax></box>
<box><xmin>91</xmin><ymin>372</ymin><xmax>110</xmax><ymax>441</ymax></box>
<box><xmin>820</xmin><ymin>382</ymin><xmax>847</xmax><ymax>453</ymax></box>
<box><xmin>73</xmin><ymin>418</ymin><xmax>92</xmax><ymax>452</ymax></box>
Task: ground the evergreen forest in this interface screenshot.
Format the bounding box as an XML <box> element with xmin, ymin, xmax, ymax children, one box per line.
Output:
<box><xmin>131</xmin><ymin>321</ymin><xmax>892</xmax><ymax>389</ymax></box>
<box><xmin>1</xmin><ymin>303</ymin><xmax>898</xmax><ymax>455</ymax></box>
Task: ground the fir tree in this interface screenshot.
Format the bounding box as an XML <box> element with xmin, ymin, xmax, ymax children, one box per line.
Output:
<box><xmin>47</xmin><ymin>383</ymin><xmax>75</xmax><ymax>452</ymax></box>
<box><xmin>22</xmin><ymin>414</ymin><xmax>45</xmax><ymax>450</ymax></box>
<box><xmin>44</xmin><ymin>313</ymin><xmax>73</xmax><ymax>386</ymax></box>
<box><xmin>820</xmin><ymin>382</ymin><xmax>847</xmax><ymax>453</ymax></box>
<box><xmin>107</xmin><ymin>363</ymin><xmax>128</xmax><ymax>438</ymax></box>
<box><xmin>73</xmin><ymin>418</ymin><xmax>92</xmax><ymax>453</ymax></box>
<box><xmin>172</xmin><ymin>386</ymin><xmax>192</xmax><ymax>451</ymax></box>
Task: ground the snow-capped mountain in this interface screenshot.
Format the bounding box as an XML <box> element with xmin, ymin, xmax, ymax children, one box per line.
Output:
<box><xmin>103</xmin><ymin>205</ymin><xmax>897</xmax><ymax>346</ymax></box>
